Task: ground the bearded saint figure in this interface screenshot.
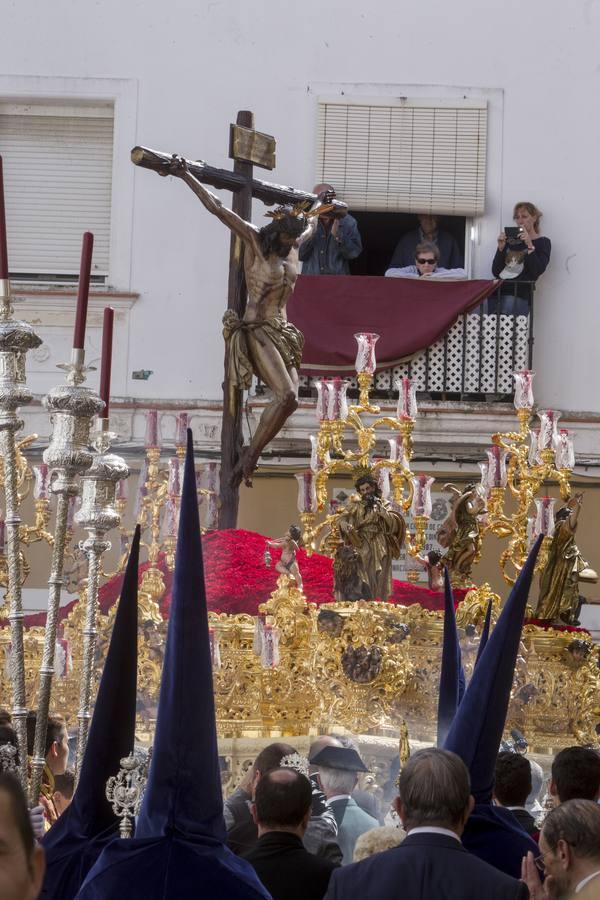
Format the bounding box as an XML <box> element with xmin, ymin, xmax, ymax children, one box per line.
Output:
<box><xmin>334</xmin><ymin>475</ymin><xmax>406</xmax><ymax>601</ymax></box>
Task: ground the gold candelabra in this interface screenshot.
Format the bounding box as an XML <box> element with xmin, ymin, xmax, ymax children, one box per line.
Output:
<box><xmin>479</xmin><ymin>371</ymin><xmax>575</xmax><ymax>584</ymax></box>
<box><xmin>297</xmin><ymin>333</ymin><xmax>430</xmax><ymax>568</ymax></box>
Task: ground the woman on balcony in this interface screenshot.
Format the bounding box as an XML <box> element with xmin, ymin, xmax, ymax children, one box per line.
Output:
<box><xmin>491</xmin><ymin>202</ymin><xmax>551</xmax><ymax>315</ymax></box>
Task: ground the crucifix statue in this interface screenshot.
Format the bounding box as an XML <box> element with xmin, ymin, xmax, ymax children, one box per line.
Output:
<box><xmin>131</xmin><ymin>111</ymin><xmax>341</xmax><ymax>528</ymax></box>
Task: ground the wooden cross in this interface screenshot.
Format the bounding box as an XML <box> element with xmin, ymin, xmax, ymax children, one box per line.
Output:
<box><xmin>132</xmin><ymin>110</ymin><xmax>327</xmax><ymax>528</ymax></box>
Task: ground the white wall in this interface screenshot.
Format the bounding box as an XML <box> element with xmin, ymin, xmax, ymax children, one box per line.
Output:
<box><xmin>1</xmin><ymin>0</ymin><xmax>599</xmax><ymax>411</ymax></box>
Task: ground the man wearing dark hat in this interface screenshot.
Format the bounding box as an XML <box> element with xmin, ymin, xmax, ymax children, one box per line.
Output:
<box><xmin>323</xmin><ymin>748</ymin><xmax>527</xmax><ymax>899</ymax></box>
<box><xmin>312</xmin><ymin>745</ymin><xmax>378</xmax><ymax>864</ymax></box>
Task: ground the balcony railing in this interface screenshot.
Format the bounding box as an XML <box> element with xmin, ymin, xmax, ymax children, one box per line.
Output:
<box><xmin>298</xmin><ymin>281</ymin><xmax>534</xmax><ymax>401</ymax></box>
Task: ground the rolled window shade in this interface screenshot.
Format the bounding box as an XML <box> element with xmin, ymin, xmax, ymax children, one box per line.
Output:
<box><xmin>317</xmin><ymin>100</ymin><xmax>487</xmax><ymax>215</ymax></box>
<box><xmin>0</xmin><ymin>109</ymin><xmax>113</xmax><ymax>277</ymax></box>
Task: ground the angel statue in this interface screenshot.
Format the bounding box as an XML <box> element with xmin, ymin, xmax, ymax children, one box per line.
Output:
<box><xmin>436</xmin><ymin>483</ymin><xmax>486</xmax><ymax>586</ymax></box>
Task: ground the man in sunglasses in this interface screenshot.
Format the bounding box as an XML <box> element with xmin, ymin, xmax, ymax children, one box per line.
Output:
<box><xmin>385</xmin><ymin>241</ymin><xmax>466</xmax><ymax>279</ymax></box>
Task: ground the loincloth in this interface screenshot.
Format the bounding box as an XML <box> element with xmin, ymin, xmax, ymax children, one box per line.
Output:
<box><xmin>222</xmin><ymin>311</ymin><xmax>304</xmax><ymax>398</ymax></box>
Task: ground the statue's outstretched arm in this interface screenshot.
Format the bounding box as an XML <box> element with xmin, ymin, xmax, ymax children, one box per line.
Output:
<box><xmin>167</xmin><ymin>156</ymin><xmax>260</xmax><ymax>250</ymax></box>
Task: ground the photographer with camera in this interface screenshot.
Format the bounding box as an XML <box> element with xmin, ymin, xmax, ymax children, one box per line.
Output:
<box><xmin>299</xmin><ymin>183</ymin><xmax>362</xmax><ymax>275</ymax></box>
<box><xmin>490</xmin><ymin>202</ymin><xmax>551</xmax><ymax>316</ymax></box>
<box><xmin>492</xmin><ymin>202</ymin><xmax>551</xmax><ymax>283</ymax></box>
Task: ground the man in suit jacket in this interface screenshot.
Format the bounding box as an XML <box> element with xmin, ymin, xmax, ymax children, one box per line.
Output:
<box><xmin>243</xmin><ymin>767</ymin><xmax>339</xmax><ymax>900</ymax></box>
<box><xmin>311</xmin><ymin>745</ymin><xmax>379</xmax><ymax>865</ymax></box>
<box><xmin>324</xmin><ymin>748</ymin><xmax>527</xmax><ymax>899</ymax></box>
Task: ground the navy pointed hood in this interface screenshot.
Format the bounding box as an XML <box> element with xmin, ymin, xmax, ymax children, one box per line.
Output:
<box><xmin>78</xmin><ymin>431</ymin><xmax>270</xmax><ymax>899</ymax></box>
<box><xmin>474</xmin><ymin>599</ymin><xmax>493</xmax><ymax>669</ymax></box>
<box><xmin>41</xmin><ymin>525</ymin><xmax>141</xmax><ymax>898</ymax></box>
<box><xmin>443</xmin><ymin>537</ymin><xmax>543</xmax><ymax>803</ymax></box>
<box><xmin>436</xmin><ymin>567</ymin><xmax>464</xmax><ymax>747</ymax></box>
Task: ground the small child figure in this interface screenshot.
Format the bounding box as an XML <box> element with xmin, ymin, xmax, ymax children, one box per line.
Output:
<box><xmin>415</xmin><ymin>550</ymin><xmax>445</xmax><ymax>591</ymax></box>
<box><xmin>266</xmin><ymin>525</ymin><xmax>303</xmax><ymax>590</ymax></box>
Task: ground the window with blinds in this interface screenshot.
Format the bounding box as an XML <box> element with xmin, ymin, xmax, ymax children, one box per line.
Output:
<box><xmin>0</xmin><ymin>103</ymin><xmax>114</xmax><ymax>281</ymax></box>
<box><xmin>316</xmin><ymin>100</ymin><xmax>487</xmax><ymax>216</ymax></box>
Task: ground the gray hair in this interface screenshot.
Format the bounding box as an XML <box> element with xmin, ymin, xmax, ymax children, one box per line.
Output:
<box><xmin>543</xmin><ymin>799</ymin><xmax>600</xmax><ymax>861</ymax></box>
<box><xmin>318</xmin><ymin>765</ymin><xmax>357</xmax><ymax>796</ymax></box>
<box><xmin>398</xmin><ymin>748</ymin><xmax>470</xmax><ymax>829</ymax></box>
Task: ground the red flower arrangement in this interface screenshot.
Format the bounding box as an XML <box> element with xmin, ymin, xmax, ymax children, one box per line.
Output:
<box><xmin>10</xmin><ymin>529</ymin><xmax>588</xmax><ymax>637</ymax></box>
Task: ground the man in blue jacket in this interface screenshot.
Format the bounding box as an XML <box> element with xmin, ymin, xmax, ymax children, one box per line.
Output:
<box><xmin>324</xmin><ymin>748</ymin><xmax>527</xmax><ymax>900</ymax></box>
<box><xmin>299</xmin><ymin>184</ymin><xmax>362</xmax><ymax>275</ymax></box>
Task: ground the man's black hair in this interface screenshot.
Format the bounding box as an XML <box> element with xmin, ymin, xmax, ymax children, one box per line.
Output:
<box><xmin>427</xmin><ymin>550</ymin><xmax>442</xmax><ymax>566</ymax></box>
<box><xmin>551</xmin><ymin>746</ymin><xmax>600</xmax><ymax>802</ymax></box>
<box><xmin>258</xmin><ymin>208</ymin><xmax>306</xmax><ymax>258</ymax></box>
<box><xmin>289</xmin><ymin>525</ymin><xmax>302</xmax><ymax>543</ymax></box>
<box><xmin>26</xmin><ymin>710</ymin><xmax>66</xmax><ymax>757</ymax></box>
<box><xmin>0</xmin><ymin>772</ymin><xmax>34</xmax><ymax>858</ymax></box>
<box><xmin>254</xmin><ymin>768</ymin><xmax>312</xmax><ymax>829</ymax></box>
<box><xmin>494</xmin><ymin>752</ymin><xmax>532</xmax><ymax>807</ymax></box>
<box><xmin>253</xmin><ymin>742</ymin><xmax>296</xmax><ymax>777</ymax></box>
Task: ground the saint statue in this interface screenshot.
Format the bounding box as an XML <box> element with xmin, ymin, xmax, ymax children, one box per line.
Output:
<box><xmin>436</xmin><ymin>483</ymin><xmax>486</xmax><ymax>586</ymax></box>
<box><xmin>535</xmin><ymin>493</ymin><xmax>597</xmax><ymax>624</ymax></box>
<box><xmin>334</xmin><ymin>475</ymin><xmax>405</xmax><ymax>601</ymax></box>
<box><xmin>167</xmin><ymin>157</ymin><xmax>333</xmax><ymax>486</ymax></box>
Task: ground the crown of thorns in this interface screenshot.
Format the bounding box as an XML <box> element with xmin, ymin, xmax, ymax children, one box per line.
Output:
<box><xmin>264</xmin><ymin>201</ymin><xmax>315</xmax><ymax>221</ymax></box>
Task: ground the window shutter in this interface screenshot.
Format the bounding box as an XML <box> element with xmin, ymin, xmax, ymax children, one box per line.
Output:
<box><xmin>317</xmin><ymin>100</ymin><xmax>487</xmax><ymax>216</ymax></box>
<box><xmin>0</xmin><ymin>108</ymin><xmax>114</xmax><ymax>278</ymax></box>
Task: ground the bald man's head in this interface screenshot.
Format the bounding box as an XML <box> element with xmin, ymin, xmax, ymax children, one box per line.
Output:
<box><xmin>313</xmin><ymin>183</ymin><xmax>335</xmax><ymax>198</ymax></box>
<box><xmin>254</xmin><ymin>768</ymin><xmax>313</xmax><ymax>833</ymax></box>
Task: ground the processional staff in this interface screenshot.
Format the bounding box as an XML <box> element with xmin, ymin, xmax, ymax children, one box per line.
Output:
<box><xmin>0</xmin><ymin>156</ymin><xmax>43</xmax><ymax>788</ymax></box>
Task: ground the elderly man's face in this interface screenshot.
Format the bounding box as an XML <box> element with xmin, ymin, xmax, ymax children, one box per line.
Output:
<box><xmin>0</xmin><ymin>791</ymin><xmax>45</xmax><ymax>900</ymax></box>
<box><xmin>537</xmin><ymin>832</ymin><xmax>571</xmax><ymax>898</ymax></box>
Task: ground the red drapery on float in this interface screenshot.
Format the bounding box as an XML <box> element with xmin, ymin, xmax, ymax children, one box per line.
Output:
<box><xmin>287</xmin><ymin>275</ymin><xmax>498</xmax><ymax>374</ymax></box>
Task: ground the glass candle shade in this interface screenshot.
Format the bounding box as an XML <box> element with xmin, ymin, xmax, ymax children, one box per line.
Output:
<box><xmin>528</xmin><ymin>429</ymin><xmax>541</xmax><ymax>467</ymax></box>
<box><xmin>354</xmin><ymin>332</ymin><xmax>380</xmax><ymax>375</ymax></box>
<box><xmin>295</xmin><ymin>471</ymin><xmax>316</xmax><ymax>514</ymax></box>
<box><xmin>553</xmin><ymin>428</ymin><xmax>575</xmax><ymax>469</ymax></box>
<box><xmin>410</xmin><ymin>474</ymin><xmax>434</xmax><ymax>518</ymax></box>
<box><xmin>162</xmin><ymin>497</ymin><xmax>179</xmax><ymax>537</ymax></box>
<box><xmin>116</xmin><ymin>479</ymin><xmax>129</xmax><ymax>501</ymax></box>
<box><xmin>486</xmin><ymin>446</ymin><xmax>508</xmax><ymax>489</ymax></box>
<box><xmin>33</xmin><ymin>463</ymin><xmax>51</xmax><ymax>500</ymax></box>
<box><xmin>375</xmin><ymin>464</ymin><xmax>391</xmax><ymax>501</ymax></box>
<box><xmin>395</xmin><ymin>377</ymin><xmax>418</xmax><ymax>420</ymax></box>
<box><xmin>201</xmin><ymin>461</ymin><xmax>220</xmax><ymax>495</ymax></box>
<box><xmin>144</xmin><ymin>409</ymin><xmax>159</xmax><ymax>449</ymax></box>
<box><xmin>175</xmin><ymin>412</ymin><xmax>189</xmax><ymax>449</ymax></box>
<box><xmin>328</xmin><ymin>376</ymin><xmax>349</xmax><ymax>421</ymax></box>
<box><xmin>167</xmin><ymin>457</ymin><xmax>181</xmax><ymax>497</ymax></box>
<box><xmin>315</xmin><ymin>380</ymin><xmax>331</xmax><ymax>422</ymax></box>
<box><xmin>388</xmin><ymin>435</ymin><xmax>408</xmax><ymax>468</ymax></box>
<box><xmin>537</xmin><ymin>409</ymin><xmax>560</xmax><ymax>452</ymax></box>
<box><xmin>513</xmin><ymin>370</ymin><xmax>535</xmax><ymax>410</ymax></box>
<box><xmin>534</xmin><ymin>496</ymin><xmax>556</xmax><ymax>538</ymax></box>
<box><xmin>478</xmin><ymin>460</ymin><xmax>490</xmax><ymax>499</ymax></box>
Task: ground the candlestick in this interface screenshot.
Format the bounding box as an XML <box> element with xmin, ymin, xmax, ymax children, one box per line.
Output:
<box><xmin>0</xmin><ymin>156</ymin><xmax>9</xmax><ymax>280</ymax></box>
<box><xmin>73</xmin><ymin>232</ymin><xmax>94</xmax><ymax>350</ymax></box>
<box><xmin>99</xmin><ymin>307</ymin><xmax>114</xmax><ymax>417</ymax></box>
<box><xmin>30</xmin><ymin>349</ymin><xmax>104</xmax><ymax>806</ymax></box>
<box><xmin>0</xmin><ymin>263</ymin><xmax>42</xmax><ymax>788</ymax></box>
<box><xmin>74</xmin><ymin>418</ymin><xmax>128</xmax><ymax>781</ymax></box>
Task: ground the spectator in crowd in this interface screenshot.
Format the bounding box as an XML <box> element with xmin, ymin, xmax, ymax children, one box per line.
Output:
<box><xmin>493</xmin><ymin>753</ymin><xmax>537</xmax><ymax>837</ymax></box>
<box><xmin>549</xmin><ymin>746</ymin><xmax>600</xmax><ymax>805</ymax></box>
<box><xmin>388</xmin><ymin>214</ymin><xmax>462</xmax><ymax>271</ymax></box>
<box><xmin>225</xmin><ymin>741</ymin><xmax>340</xmax><ymax>861</ymax></box>
<box><xmin>385</xmin><ymin>241</ymin><xmax>466</xmax><ymax>279</ymax></box>
<box><xmin>26</xmin><ymin>712</ymin><xmax>69</xmax><ymax>828</ymax></box>
<box><xmin>52</xmin><ymin>769</ymin><xmax>75</xmax><ymax>817</ymax></box>
<box><xmin>0</xmin><ymin>773</ymin><xmax>45</xmax><ymax>900</ymax></box>
<box><xmin>353</xmin><ymin>825</ymin><xmax>406</xmax><ymax>862</ymax></box>
<box><xmin>332</xmin><ymin>735</ymin><xmax>383</xmax><ymax>823</ymax></box>
<box><xmin>243</xmin><ymin>768</ymin><xmax>339</xmax><ymax>900</ymax></box>
<box><xmin>312</xmin><ymin>745</ymin><xmax>379</xmax><ymax>864</ymax></box>
<box><xmin>324</xmin><ymin>748</ymin><xmax>527</xmax><ymax>899</ymax></box>
<box><xmin>0</xmin><ymin>723</ymin><xmax>19</xmax><ymax>772</ymax></box>
<box><xmin>492</xmin><ymin>202</ymin><xmax>551</xmax><ymax>284</ymax></box>
<box><xmin>522</xmin><ymin>799</ymin><xmax>600</xmax><ymax>900</ymax></box>
<box><xmin>0</xmin><ymin>707</ymin><xmax>12</xmax><ymax>726</ymax></box>
<box><xmin>299</xmin><ymin>184</ymin><xmax>362</xmax><ymax>275</ymax></box>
